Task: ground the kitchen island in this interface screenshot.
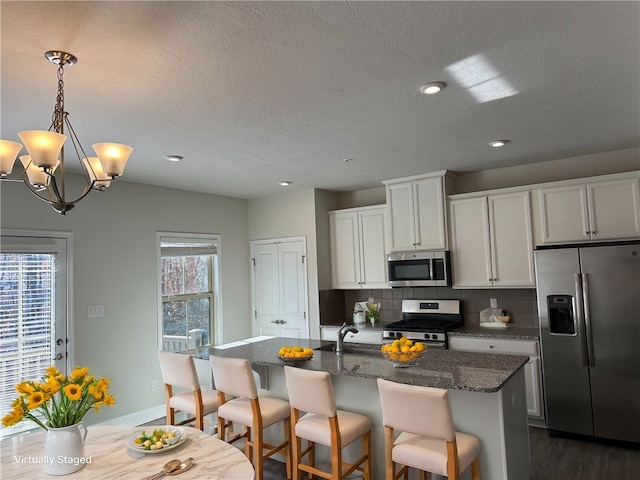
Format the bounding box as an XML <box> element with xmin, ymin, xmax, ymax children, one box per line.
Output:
<box><xmin>187</xmin><ymin>336</ymin><xmax>530</xmax><ymax>479</ymax></box>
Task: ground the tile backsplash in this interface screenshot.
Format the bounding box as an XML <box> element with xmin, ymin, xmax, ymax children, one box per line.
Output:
<box><xmin>320</xmin><ymin>287</ymin><xmax>539</xmax><ymax>328</ymax></box>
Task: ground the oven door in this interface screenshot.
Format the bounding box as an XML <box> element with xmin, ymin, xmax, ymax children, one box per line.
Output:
<box><xmin>387</xmin><ymin>251</ymin><xmax>450</xmax><ymax>287</ymax></box>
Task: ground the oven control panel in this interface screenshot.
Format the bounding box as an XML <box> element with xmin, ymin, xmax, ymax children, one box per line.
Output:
<box><xmin>383</xmin><ymin>330</ymin><xmax>442</xmax><ymax>342</ymax></box>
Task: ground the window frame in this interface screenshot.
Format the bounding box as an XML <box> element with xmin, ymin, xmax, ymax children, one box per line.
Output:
<box><xmin>156</xmin><ymin>232</ymin><xmax>221</xmax><ymax>351</ymax></box>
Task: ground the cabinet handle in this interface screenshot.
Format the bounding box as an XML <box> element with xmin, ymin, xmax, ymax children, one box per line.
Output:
<box><xmin>585</xmin><ymin>231</ymin><xmax>589</xmax><ymax>235</ymax></box>
<box><xmin>591</xmin><ymin>230</ymin><xmax>596</xmax><ymax>235</ymax></box>
<box><xmin>489</xmin><ymin>345</ymin><xmax>494</xmax><ymax>349</ymax></box>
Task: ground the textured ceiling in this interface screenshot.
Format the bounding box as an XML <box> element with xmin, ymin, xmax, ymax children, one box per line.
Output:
<box><xmin>1</xmin><ymin>1</ymin><xmax>639</xmax><ymax>199</ymax></box>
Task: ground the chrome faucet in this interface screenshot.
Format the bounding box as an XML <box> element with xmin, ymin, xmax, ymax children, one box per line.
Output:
<box><xmin>336</xmin><ymin>322</ymin><xmax>359</xmax><ymax>353</ymax></box>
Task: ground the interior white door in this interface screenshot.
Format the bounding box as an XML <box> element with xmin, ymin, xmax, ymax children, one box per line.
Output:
<box><xmin>252</xmin><ymin>239</ymin><xmax>308</xmax><ymax>339</ymax></box>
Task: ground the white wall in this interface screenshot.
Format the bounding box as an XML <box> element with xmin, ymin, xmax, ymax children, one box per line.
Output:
<box><xmin>455</xmin><ymin>147</ymin><xmax>640</xmax><ymax>193</ymax></box>
<box><xmin>0</xmin><ymin>174</ymin><xmax>250</xmax><ymax>424</ymax></box>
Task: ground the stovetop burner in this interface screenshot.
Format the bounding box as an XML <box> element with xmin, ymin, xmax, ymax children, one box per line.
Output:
<box><xmin>383</xmin><ymin>299</ymin><xmax>462</xmax><ymax>348</ymax></box>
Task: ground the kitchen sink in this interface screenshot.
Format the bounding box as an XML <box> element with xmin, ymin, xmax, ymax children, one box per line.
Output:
<box><xmin>315</xmin><ymin>343</ymin><xmax>382</xmax><ymax>357</ymax></box>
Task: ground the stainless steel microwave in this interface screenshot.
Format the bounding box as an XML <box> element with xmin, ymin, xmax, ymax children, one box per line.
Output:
<box><xmin>387</xmin><ymin>251</ymin><xmax>451</xmax><ymax>287</ymax></box>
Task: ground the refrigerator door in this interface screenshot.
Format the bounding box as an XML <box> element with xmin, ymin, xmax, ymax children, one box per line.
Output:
<box><xmin>580</xmin><ymin>243</ymin><xmax>640</xmax><ymax>443</ymax></box>
<box><xmin>535</xmin><ymin>248</ymin><xmax>593</xmax><ymax>436</ymax></box>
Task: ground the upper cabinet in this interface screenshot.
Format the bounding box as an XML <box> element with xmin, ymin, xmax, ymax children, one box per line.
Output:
<box><xmin>449</xmin><ymin>190</ymin><xmax>535</xmax><ymax>288</ymax></box>
<box><xmin>532</xmin><ymin>173</ymin><xmax>640</xmax><ymax>245</ymax></box>
<box><xmin>329</xmin><ymin>205</ymin><xmax>389</xmax><ymax>289</ymax></box>
<box><xmin>383</xmin><ymin>171</ymin><xmax>454</xmax><ymax>251</ymax></box>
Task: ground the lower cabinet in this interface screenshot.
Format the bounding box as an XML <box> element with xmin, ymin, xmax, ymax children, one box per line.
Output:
<box><xmin>448</xmin><ymin>336</ymin><xmax>544</xmax><ymax>422</ymax></box>
<box><xmin>320</xmin><ymin>327</ymin><xmax>382</xmax><ymax>344</ymax></box>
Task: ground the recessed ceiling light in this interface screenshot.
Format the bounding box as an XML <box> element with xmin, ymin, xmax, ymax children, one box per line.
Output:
<box><xmin>165</xmin><ymin>155</ymin><xmax>183</xmax><ymax>162</ymax></box>
<box><xmin>489</xmin><ymin>140</ymin><xmax>508</xmax><ymax>148</ymax></box>
<box><xmin>419</xmin><ymin>82</ymin><xmax>446</xmax><ymax>95</ymax></box>
<box><xmin>279</xmin><ymin>181</ymin><xmax>292</xmax><ymax>186</ymax></box>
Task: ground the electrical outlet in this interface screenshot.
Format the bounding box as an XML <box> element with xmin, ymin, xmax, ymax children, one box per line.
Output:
<box><xmin>88</xmin><ymin>305</ymin><xmax>105</xmax><ymax>318</ymax></box>
<box><xmin>150</xmin><ymin>380</ymin><xmax>158</xmax><ymax>392</ymax></box>
<box><xmin>490</xmin><ymin>298</ymin><xmax>498</xmax><ymax>309</ymax></box>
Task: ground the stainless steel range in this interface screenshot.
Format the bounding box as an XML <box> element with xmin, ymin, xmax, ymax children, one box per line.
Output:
<box><xmin>382</xmin><ymin>299</ymin><xmax>462</xmax><ymax>349</ymax></box>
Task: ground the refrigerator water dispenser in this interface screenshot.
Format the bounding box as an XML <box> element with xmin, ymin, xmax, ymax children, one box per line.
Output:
<box><xmin>547</xmin><ymin>295</ymin><xmax>575</xmax><ymax>335</ymax></box>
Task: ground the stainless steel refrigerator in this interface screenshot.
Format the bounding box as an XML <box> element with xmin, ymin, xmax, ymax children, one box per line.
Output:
<box><xmin>535</xmin><ymin>241</ymin><xmax>640</xmax><ymax>444</ymax></box>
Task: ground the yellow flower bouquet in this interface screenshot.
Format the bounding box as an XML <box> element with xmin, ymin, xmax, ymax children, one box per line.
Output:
<box><xmin>1</xmin><ymin>365</ymin><xmax>115</xmax><ymax>430</ymax></box>
<box><xmin>365</xmin><ymin>297</ymin><xmax>381</xmax><ymax>323</ymax></box>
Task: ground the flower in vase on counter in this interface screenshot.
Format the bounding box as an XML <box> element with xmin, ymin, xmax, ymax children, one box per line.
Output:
<box><xmin>365</xmin><ymin>297</ymin><xmax>381</xmax><ymax>323</ymax></box>
<box><xmin>1</xmin><ymin>365</ymin><xmax>116</xmax><ymax>430</ymax></box>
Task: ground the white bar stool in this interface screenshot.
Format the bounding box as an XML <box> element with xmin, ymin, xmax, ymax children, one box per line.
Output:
<box><xmin>284</xmin><ymin>365</ymin><xmax>372</xmax><ymax>480</ymax></box>
<box><xmin>377</xmin><ymin>378</ymin><xmax>481</xmax><ymax>480</ymax></box>
<box><xmin>210</xmin><ymin>355</ymin><xmax>291</xmax><ymax>480</ymax></box>
<box><xmin>158</xmin><ymin>350</ymin><xmax>220</xmax><ymax>431</ymax></box>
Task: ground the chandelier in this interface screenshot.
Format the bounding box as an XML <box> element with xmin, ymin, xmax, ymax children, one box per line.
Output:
<box><xmin>0</xmin><ymin>51</ymin><xmax>133</xmax><ymax>214</ymax></box>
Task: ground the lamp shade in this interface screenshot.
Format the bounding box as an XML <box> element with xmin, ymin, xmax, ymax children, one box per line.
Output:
<box><xmin>0</xmin><ymin>139</ymin><xmax>23</xmax><ymax>175</ymax></box>
<box><xmin>18</xmin><ymin>130</ymin><xmax>67</xmax><ymax>169</ymax></box>
<box><xmin>20</xmin><ymin>155</ymin><xmax>60</xmax><ymax>187</ymax></box>
<box><xmin>82</xmin><ymin>156</ymin><xmax>111</xmax><ymax>188</ymax></box>
<box><xmin>92</xmin><ymin>143</ymin><xmax>133</xmax><ymax>177</ymax></box>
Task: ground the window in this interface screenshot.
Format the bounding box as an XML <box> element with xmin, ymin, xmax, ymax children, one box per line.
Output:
<box><xmin>158</xmin><ymin>234</ymin><xmax>219</xmax><ymax>352</ymax></box>
<box><xmin>0</xmin><ymin>233</ymin><xmax>69</xmax><ymax>436</ymax></box>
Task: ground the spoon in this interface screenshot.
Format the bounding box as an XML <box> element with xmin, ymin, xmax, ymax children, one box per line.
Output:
<box><xmin>167</xmin><ymin>457</ymin><xmax>195</xmax><ymax>476</ymax></box>
<box><xmin>147</xmin><ymin>458</ymin><xmax>182</xmax><ymax>480</ymax></box>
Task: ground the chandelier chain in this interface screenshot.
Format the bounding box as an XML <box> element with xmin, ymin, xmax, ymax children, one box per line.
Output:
<box><xmin>52</xmin><ymin>64</ymin><xmax>66</xmax><ymax>133</ymax></box>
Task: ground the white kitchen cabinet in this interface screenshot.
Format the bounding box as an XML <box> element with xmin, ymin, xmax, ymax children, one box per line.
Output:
<box><xmin>448</xmin><ymin>336</ymin><xmax>544</xmax><ymax>421</ymax></box>
<box><xmin>448</xmin><ymin>190</ymin><xmax>535</xmax><ymax>288</ymax></box>
<box><xmin>329</xmin><ymin>205</ymin><xmax>389</xmax><ymax>289</ymax></box>
<box><xmin>384</xmin><ymin>171</ymin><xmax>454</xmax><ymax>252</ymax></box>
<box><xmin>532</xmin><ymin>173</ymin><xmax>640</xmax><ymax>245</ymax></box>
<box><xmin>320</xmin><ymin>327</ymin><xmax>382</xmax><ymax>344</ymax></box>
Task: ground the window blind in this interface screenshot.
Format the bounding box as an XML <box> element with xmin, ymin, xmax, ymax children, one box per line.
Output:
<box><xmin>0</xmin><ymin>253</ymin><xmax>56</xmax><ymax>419</ymax></box>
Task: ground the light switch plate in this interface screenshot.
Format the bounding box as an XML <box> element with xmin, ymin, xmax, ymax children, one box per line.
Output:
<box><xmin>490</xmin><ymin>298</ymin><xmax>498</xmax><ymax>309</ymax></box>
<box><xmin>88</xmin><ymin>305</ymin><xmax>104</xmax><ymax>318</ymax></box>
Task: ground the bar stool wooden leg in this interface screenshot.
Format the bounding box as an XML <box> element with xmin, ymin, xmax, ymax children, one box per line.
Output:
<box><xmin>471</xmin><ymin>457</ymin><xmax>481</xmax><ymax>480</ymax></box>
<box><xmin>363</xmin><ymin>430</ymin><xmax>371</xmax><ymax>480</ymax></box>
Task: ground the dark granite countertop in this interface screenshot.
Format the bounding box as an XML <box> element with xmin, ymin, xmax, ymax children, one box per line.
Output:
<box><xmin>187</xmin><ymin>336</ymin><xmax>528</xmax><ymax>393</ymax></box>
<box><xmin>449</xmin><ymin>326</ymin><xmax>539</xmax><ymax>340</ymax></box>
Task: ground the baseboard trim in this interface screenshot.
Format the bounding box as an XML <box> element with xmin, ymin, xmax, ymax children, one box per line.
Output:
<box><xmin>96</xmin><ymin>404</ymin><xmax>166</xmax><ymax>427</ymax></box>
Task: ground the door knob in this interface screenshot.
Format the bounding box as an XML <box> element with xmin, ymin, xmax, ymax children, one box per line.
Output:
<box><xmin>53</xmin><ymin>353</ymin><xmax>64</xmax><ymax>360</ymax></box>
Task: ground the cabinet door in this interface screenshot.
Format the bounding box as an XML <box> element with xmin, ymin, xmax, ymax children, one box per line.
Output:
<box><xmin>525</xmin><ymin>357</ymin><xmax>544</xmax><ymax>419</ymax></box>
<box><xmin>387</xmin><ymin>182</ymin><xmax>417</xmax><ymax>251</ymax></box>
<box><xmin>359</xmin><ymin>208</ymin><xmax>389</xmax><ymax>288</ymax></box>
<box><xmin>535</xmin><ymin>184</ymin><xmax>590</xmax><ymax>244</ymax></box>
<box><xmin>414</xmin><ymin>176</ymin><xmax>447</xmax><ymax>250</ymax></box>
<box><xmin>329</xmin><ymin>212</ymin><xmax>361</xmax><ymax>289</ymax></box>
<box><xmin>449</xmin><ymin>197</ymin><xmax>492</xmax><ymax>287</ymax></box>
<box><xmin>488</xmin><ymin>191</ymin><xmax>535</xmax><ymax>287</ymax></box>
<box><xmin>587</xmin><ymin>178</ymin><xmax>640</xmax><ymax>240</ymax></box>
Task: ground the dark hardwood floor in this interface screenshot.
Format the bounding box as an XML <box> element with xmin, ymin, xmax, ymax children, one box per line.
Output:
<box><xmin>141</xmin><ymin>418</ymin><xmax>639</xmax><ymax>479</ymax></box>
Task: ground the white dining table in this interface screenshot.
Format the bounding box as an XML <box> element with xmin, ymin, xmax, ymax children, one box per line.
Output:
<box><xmin>0</xmin><ymin>425</ymin><xmax>255</xmax><ymax>480</ymax></box>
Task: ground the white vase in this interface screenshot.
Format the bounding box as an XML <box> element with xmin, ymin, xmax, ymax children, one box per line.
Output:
<box><xmin>43</xmin><ymin>423</ymin><xmax>88</xmax><ymax>476</ymax></box>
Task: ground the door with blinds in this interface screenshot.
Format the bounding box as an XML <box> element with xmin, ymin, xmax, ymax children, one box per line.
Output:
<box><xmin>0</xmin><ymin>233</ymin><xmax>69</xmax><ymax>435</ymax></box>
<box><xmin>251</xmin><ymin>238</ymin><xmax>308</xmax><ymax>339</ymax></box>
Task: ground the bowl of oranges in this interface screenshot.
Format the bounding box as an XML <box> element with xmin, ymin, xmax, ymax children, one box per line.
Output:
<box><xmin>278</xmin><ymin>345</ymin><xmax>314</xmax><ymax>361</ymax></box>
<box><xmin>380</xmin><ymin>337</ymin><xmax>427</xmax><ymax>367</ymax></box>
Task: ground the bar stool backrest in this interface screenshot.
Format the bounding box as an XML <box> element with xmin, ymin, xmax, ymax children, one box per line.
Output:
<box><xmin>158</xmin><ymin>350</ymin><xmax>200</xmax><ymax>391</ymax></box>
<box><xmin>377</xmin><ymin>378</ymin><xmax>455</xmax><ymax>442</ymax></box>
<box><xmin>210</xmin><ymin>356</ymin><xmax>258</xmax><ymax>399</ymax></box>
<box><xmin>284</xmin><ymin>366</ymin><xmax>336</xmax><ymax>418</ymax></box>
